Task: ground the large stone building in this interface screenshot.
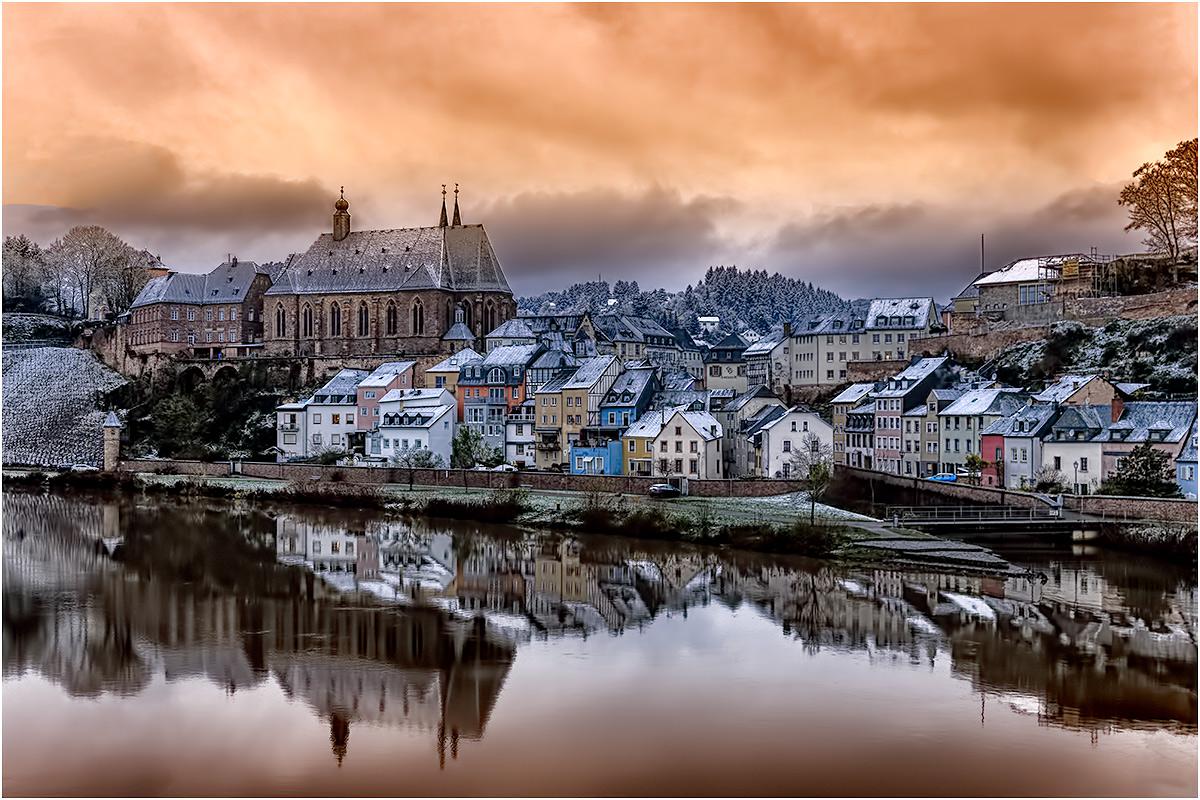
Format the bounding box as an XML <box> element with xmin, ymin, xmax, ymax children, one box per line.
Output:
<box><xmin>126</xmin><ymin>259</ymin><xmax>275</xmax><ymax>358</ymax></box>
<box><xmin>263</xmin><ymin>189</ymin><xmax>516</xmax><ymax>358</ymax></box>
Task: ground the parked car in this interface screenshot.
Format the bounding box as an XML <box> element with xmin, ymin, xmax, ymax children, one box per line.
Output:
<box><xmin>648</xmin><ymin>483</ymin><xmax>682</xmax><ymax>498</ymax></box>
<box><xmin>491</xmin><ymin>463</ymin><xmax>518</xmax><ymax>472</ymax></box>
<box><xmin>927</xmin><ymin>472</ymin><xmax>957</xmax><ymax>482</ymax></box>
<box><xmin>70</xmin><ymin>464</ymin><xmax>100</xmax><ymax>472</ymax></box>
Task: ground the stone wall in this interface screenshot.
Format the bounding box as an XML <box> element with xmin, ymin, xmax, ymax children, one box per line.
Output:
<box><xmin>845</xmin><ymin>359</ymin><xmax>908</xmax><ymax>384</ymax></box>
<box><xmin>116</xmin><ymin>458</ymin><xmax>806</xmax><ymax>497</ymax></box>
<box><xmin>910</xmin><ymin>325</ymin><xmax>1052</xmax><ymax>361</ymax></box>
<box><xmin>1069</xmin><ymin>494</ymin><xmax>1198</xmax><ymax>524</ymax></box>
<box><xmin>1066</xmin><ymin>286</ymin><xmax>1197</xmax><ymax>324</ymax></box>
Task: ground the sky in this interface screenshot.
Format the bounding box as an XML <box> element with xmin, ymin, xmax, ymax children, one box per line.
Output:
<box><xmin>3</xmin><ymin>3</ymin><xmax>1196</xmax><ymax>302</ymax></box>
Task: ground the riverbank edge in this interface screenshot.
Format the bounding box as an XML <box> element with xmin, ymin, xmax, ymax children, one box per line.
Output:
<box><xmin>3</xmin><ymin>469</ymin><xmax>1031</xmax><ymax>573</ymax></box>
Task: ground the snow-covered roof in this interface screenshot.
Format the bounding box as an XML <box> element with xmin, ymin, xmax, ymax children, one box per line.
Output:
<box><xmin>486</xmin><ymin>318</ymin><xmax>536</xmax><ymax>339</ymax></box>
<box><xmin>939</xmin><ymin>388</ymin><xmax>1028</xmax><ymax>418</ymax></box>
<box><xmin>378</xmin><ymin>404</ymin><xmax>454</xmax><ymax>429</ymax></box>
<box><xmin>974</xmin><ymin>257</ymin><xmax>1062</xmax><ymax>287</ymax></box>
<box><xmin>624</xmin><ymin>406</ymin><xmax>690</xmax><ymax>439</ymax></box>
<box><xmin>1033</xmin><ymin>374</ymin><xmax>1106</xmax><ymax>403</ymax></box>
<box><xmin>1177</xmin><ymin>420</ymin><xmax>1198</xmax><ymax>463</ymax></box>
<box><xmin>981</xmin><ymin>404</ymin><xmax>1060</xmax><ymax>437</ymax></box>
<box><xmin>680</xmin><ymin>410</ymin><xmax>723</xmax><ymax>441</ymax></box>
<box><xmin>744</xmin><ymin>404</ymin><xmax>787</xmax><ymax>436</ymax></box>
<box><xmin>563</xmin><ymin>356</ymin><xmax>617</xmax><ymax>390</ymax></box>
<box><xmin>875</xmin><ymin>357</ymin><xmax>950</xmax><ymax>397</ymax></box>
<box><xmin>1101</xmin><ymin>401</ymin><xmax>1196</xmax><ymax>443</ymax></box>
<box><xmin>131</xmin><ymin>259</ymin><xmax>269</xmax><ymax>308</ymax></box>
<box><xmin>426</xmin><ymin>348</ymin><xmax>482</xmax><ymax>373</ymax></box>
<box><xmin>864</xmin><ymin>298</ymin><xmax>933</xmax><ymax>330</ymax></box>
<box><xmin>743</xmin><ymin>333</ymin><xmax>785</xmax><ymax>357</ymax></box>
<box><xmin>602</xmin><ymin>368</ymin><xmax>656</xmax><ymax>406</ymax></box>
<box><xmin>310</xmin><ymin>369</ymin><xmax>369</xmax><ymax>403</ymax></box>
<box><xmin>831</xmin><ymin>382</ymin><xmax>876</xmax><ymax>405</ymax></box>
<box><xmin>103</xmin><ymin>410</ymin><xmax>122</xmax><ymax>428</ymax></box>
<box><xmin>379</xmin><ymin>387</ymin><xmax>451</xmax><ymax>405</ymax></box>
<box><xmin>358</xmin><ymin>361</ymin><xmax>417</xmax><ymax>387</ymax></box>
<box><xmin>442</xmin><ymin>320</ymin><xmax>476</xmax><ymax>341</ymax></box>
<box><xmin>479</xmin><ymin>343</ymin><xmax>541</xmax><ymax>367</ymax></box>
<box><xmin>537</xmin><ymin>373</ymin><xmax>574</xmax><ymax>395</ymax></box>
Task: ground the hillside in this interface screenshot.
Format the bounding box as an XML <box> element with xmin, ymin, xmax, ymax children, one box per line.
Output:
<box><xmin>990</xmin><ymin>316</ymin><xmax>1197</xmax><ymax>396</ymax></box>
<box><xmin>518</xmin><ymin>266</ymin><xmax>849</xmax><ymax>336</ymax></box>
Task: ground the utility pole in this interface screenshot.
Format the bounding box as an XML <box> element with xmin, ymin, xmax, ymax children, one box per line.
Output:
<box><xmin>981</xmin><ymin>234</ymin><xmax>985</xmax><ymax>274</ymax></box>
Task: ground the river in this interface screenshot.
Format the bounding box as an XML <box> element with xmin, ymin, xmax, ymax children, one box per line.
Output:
<box><xmin>3</xmin><ymin>489</ymin><xmax>1195</xmax><ymax>796</ymax></box>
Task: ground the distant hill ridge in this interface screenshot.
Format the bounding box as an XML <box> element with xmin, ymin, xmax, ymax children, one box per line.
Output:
<box><xmin>517</xmin><ymin>265</ymin><xmax>849</xmax><ymax>335</ymax></box>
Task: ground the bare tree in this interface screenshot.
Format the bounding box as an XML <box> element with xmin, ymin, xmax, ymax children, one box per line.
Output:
<box><xmin>789</xmin><ymin>433</ymin><xmax>834</xmax><ymax>525</ymax></box>
<box><xmin>103</xmin><ymin>248</ymin><xmax>153</xmax><ymax>316</ymax></box>
<box><xmin>47</xmin><ymin>226</ymin><xmax>136</xmax><ymax>320</ymax></box>
<box><xmin>1119</xmin><ymin>138</ymin><xmax>1198</xmax><ymax>281</ymax></box>
<box><xmin>391</xmin><ymin>446</ymin><xmax>444</xmax><ymax>490</ymax></box>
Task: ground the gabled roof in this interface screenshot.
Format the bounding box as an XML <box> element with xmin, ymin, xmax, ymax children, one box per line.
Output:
<box><xmin>742</xmin><ymin>332</ymin><xmax>785</xmax><ymax>357</ymax></box>
<box><xmin>529</xmin><ymin>348</ymin><xmax>580</xmax><ymax>372</ymax></box>
<box><xmin>265</xmin><ymin>223</ymin><xmax>512</xmax><ymax>296</ymax></box>
<box><xmin>537</xmin><ymin>373</ymin><xmax>574</xmax><ymax>395</ymax></box>
<box><xmin>725</xmin><ymin>384</ymin><xmax>781</xmax><ymax>413</ymax></box>
<box><xmin>952</xmin><ymin>272</ymin><xmax>987</xmax><ymax>301</ymax></box>
<box><xmin>651</xmin><ymin>390</ymin><xmax>709</xmax><ymax>411</ymax></box>
<box><xmin>875</xmin><ymin>357</ymin><xmax>951</xmax><ymax>397</ymax></box>
<box><xmin>310</xmin><ymin>369</ymin><xmax>370</xmax><ymax>404</ymax></box>
<box><xmin>1177</xmin><ymin>419</ymin><xmax>1198</xmax><ymax>463</ymax></box>
<box><xmin>1033</xmin><ymin>374</ymin><xmax>1108</xmax><ymax>404</ymax></box>
<box><xmin>981</xmin><ymin>404</ymin><xmax>1060</xmax><ymax>437</ymax></box>
<box><xmin>939</xmin><ymin>388</ymin><xmax>1028</xmax><ymax>418</ymax></box>
<box><xmin>442</xmin><ymin>320</ymin><xmax>477</xmax><ymax>341</ymax></box>
<box><xmin>487</xmin><ymin>318</ymin><xmax>535</xmax><ymax>339</ymax></box>
<box><xmin>602</xmin><ymin>368</ymin><xmax>656</xmax><ymax>407</ymax></box>
<box><xmin>661</xmin><ymin>372</ymin><xmax>696</xmax><ymax>391</ymax></box>
<box><xmin>358</xmin><ymin>361</ymin><xmax>417</xmax><ymax>388</ymax></box>
<box><xmin>624</xmin><ymin>405</ymin><xmax>690</xmax><ymax>439</ymax></box>
<box><xmin>1101</xmin><ymin>401</ymin><xmax>1196</xmax><ymax>444</ymax></box>
<box><xmin>831</xmin><ymin>382</ymin><xmax>876</xmax><ymax>405</ymax></box>
<box><xmin>1049</xmin><ymin>405</ymin><xmax>1111</xmax><ymax>436</ymax></box>
<box><xmin>711</xmin><ymin>332</ymin><xmax>749</xmax><ymax>351</ymax></box>
<box><xmin>563</xmin><ymin>356</ymin><xmax>617</xmax><ymax>390</ymax></box>
<box><xmin>744</xmin><ymin>404</ymin><xmax>787</xmax><ymax>436</ymax></box>
<box><xmin>131</xmin><ymin>259</ymin><xmax>269</xmax><ymax>308</ymax></box>
<box><xmin>479</xmin><ymin>343</ymin><xmax>541</xmax><ymax>368</ymax></box>
<box><xmin>680</xmin><ymin>410</ymin><xmax>723</xmax><ymax>441</ymax></box>
<box><xmin>426</xmin><ymin>348</ymin><xmax>482</xmax><ymax>373</ymax></box>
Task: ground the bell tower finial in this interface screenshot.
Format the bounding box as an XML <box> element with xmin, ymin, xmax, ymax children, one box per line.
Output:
<box><xmin>439</xmin><ymin>184</ymin><xmax>449</xmax><ymax>228</ymax></box>
<box><xmin>451</xmin><ymin>183</ymin><xmax>461</xmax><ymax>227</ymax></box>
<box><xmin>333</xmin><ymin>187</ymin><xmax>350</xmax><ymax>240</ymax></box>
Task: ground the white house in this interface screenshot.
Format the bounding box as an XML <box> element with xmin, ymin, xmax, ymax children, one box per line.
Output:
<box><xmin>756</xmin><ymin>407</ymin><xmax>834</xmax><ymax>479</ymax></box>
<box><xmin>275</xmin><ymin>368</ymin><xmax>369</xmax><ymax>460</ymax></box>
<box><xmin>622</xmin><ymin>407</ymin><xmax>723</xmax><ymax>479</ymax></box>
<box><xmin>369</xmin><ymin>387</ymin><xmax>457</xmax><ymax>465</ymax></box>
<box><xmin>505</xmin><ymin>398</ymin><xmax>537</xmax><ymax>467</ymax></box>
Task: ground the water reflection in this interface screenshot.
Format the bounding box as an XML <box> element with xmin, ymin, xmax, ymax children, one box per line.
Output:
<box><xmin>4</xmin><ymin>488</ymin><xmax>1196</xmax><ymax>778</ymax></box>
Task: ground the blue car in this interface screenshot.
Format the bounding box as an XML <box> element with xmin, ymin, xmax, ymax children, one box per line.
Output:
<box><xmin>927</xmin><ymin>472</ymin><xmax>957</xmax><ymax>482</ymax></box>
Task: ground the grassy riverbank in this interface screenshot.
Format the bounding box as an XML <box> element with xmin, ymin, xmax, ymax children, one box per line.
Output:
<box><xmin>5</xmin><ymin>468</ymin><xmax>888</xmax><ymax>559</ymax></box>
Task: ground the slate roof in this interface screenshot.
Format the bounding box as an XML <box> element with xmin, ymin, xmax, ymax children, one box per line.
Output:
<box><xmin>680</xmin><ymin>410</ymin><xmax>723</xmax><ymax>441</ymax></box>
<box><xmin>529</xmin><ymin>349</ymin><xmax>580</xmax><ymax>372</ymax></box>
<box><xmin>831</xmin><ymin>382</ymin><xmax>876</xmax><ymax>405</ymax></box>
<box><xmin>951</xmin><ymin>273</ymin><xmax>987</xmax><ymax>301</ymax></box>
<box><xmin>379</xmin><ymin>387</ymin><xmax>452</xmax><ymax>405</ymax></box>
<box><xmin>103</xmin><ymin>410</ymin><xmax>122</xmax><ymax>428</ymax></box>
<box><xmin>359</xmin><ymin>361</ymin><xmax>417</xmax><ymax>388</ymax></box>
<box><xmin>487</xmin><ymin>318</ymin><xmax>536</xmax><ymax>339</ymax></box>
<box><xmin>442</xmin><ymin>321</ymin><xmax>477</xmax><ymax>341</ymax></box>
<box><xmin>537</xmin><ymin>373</ymin><xmax>574</xmax><ymax>395</ymax></box>
<box><xmin>1101</xmin><ymin>401</ymin><xmax>1197</xmax><ymax>444</ymax></box>
<box><xmin>1034</xmin><ymin>375</ymin><xmax>1107</xmax><ymax>404</ymax></box>
<box><xmin>725</xmin><ymin>385</ymin><xmax>781</xmax><ymax>414</ymax></box>
<box><xmin>661</xmin><ymin>373</ymin><xmax>697</xmax><ymax>391</ymax></box>
<box><xmin>479</xmin><ymin>343</ymin><xmax>541</xmax><ymax>368</ymax></box>
<box><xmin>563</xmin><ymin>356</ymin><xmax>617</xmax><ymax>390</ymax></box>
<box><xmin>981</xmin><ymin>404</ymin><xmax>1060</xmax><ymax>437</ymax></box>
<box><xmin>131</xmin><ymin>259</ymin><xmax>269</xmax><ymax>308</ymax></box>
<box><xmin>310</xmin><ymin>369</ymin><xmax>370</xmax><ymax>404</ymax></box>
<box><xmin>624</xmin><ymin>406</ymin><xmax>689</xmax><ymax>440</ymax></box>
<box><xmin>1176</xmin><ymin>419</ymin><xmax>1198</xmax><ymax>463</ymax></box>
<box><xmin>602</xmin><ymin>368</ymin><xmax>656</xmax><ymax>406</ymax></box>
<box><xmin>865</xmin><ymin>298</ymin><xmax>933</xmax><ymax>330</ymax></box>
<box><xmin>264</xmin><ymin>222</ymin><xmax>512</xmax><ymax>297</ymax></box>
<box><xmin>426</xmin><ymin>348</ymin><xmax>483</xmax><ymax>373</ymax></box>
<box><xmin>743</xmin><ymin>332</ymin><xmax>785</xmax><ymax>357</ymax></box>
<box><xmin>875</xmin><ymin>357</ymin><xmax>951</xmax><ymax>398</ymax></box>
<box><xmin>744</xmin><ymin>404</ymin><xmax>787</xmax><ymax>436</ymax></box>
<box><xmin>518</xmin><ymin>314</ymin><xmax>589</xmax><ymax>335</ymax></box>
<box><xmin>939</xmin><ymin>388</ymin><xmax>1028</xmax><ymax>418</ymax></box>
<box><xmin>650</xmin><ymin>390</ymin><xmax>709</xmax><ymax>411</ymax></box>
<box><xmin>1048</xmin><ymin>405</ymin><xmax>1112</xmax><ymax>438</ymax></box>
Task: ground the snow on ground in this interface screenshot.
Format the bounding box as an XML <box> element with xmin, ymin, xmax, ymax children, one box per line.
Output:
<box><xmin>907</xmin><ymin>614</ymin><xmax>942</xmax><ymax>635</ymax></box>
<box><xmin>737</xmin><ymin>492</ymin><xmax>879</xmax><ymax>521</ymax></box>
<box><xmin>2</xmin><ymin>347</ymin><xmax>128</xmax><ymax>467</ymax></box>
<box><xmin>941</xmin><ymin>591</ymin><xmax>997</xmax><ymax>620</ymax></box>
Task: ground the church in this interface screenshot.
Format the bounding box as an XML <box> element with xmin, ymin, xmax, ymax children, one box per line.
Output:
<box><xmin>263</xmin><ymin>188</ymin><xmax>517</xmax><ymax>357</ymax></box>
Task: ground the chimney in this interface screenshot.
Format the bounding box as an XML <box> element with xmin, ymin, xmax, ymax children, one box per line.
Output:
<box><xmin>783</xmin><ymin>321</ymin><xmax>792</xmax><ymax>338</ymax></box>
<box><xmin>1111</xmin><ymin>394</ymin><xmax>1124</xmax><ymax>424</ymax></box>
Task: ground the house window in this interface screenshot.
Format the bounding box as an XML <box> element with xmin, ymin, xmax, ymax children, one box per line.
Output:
<box><xmin>1079</xmin><ymin>457</ymin><xmax>1088</xmax><ymax>472</ymax></box>
<box><xmin>187</xmin><ymin>309</ymin><xmax>195</xmax><ymax>321</ymax></box>
<box><xmin>629</xmin><ymin>440</ymin><xmax>636</xmax><ymax>452</ymax></box>
<box><xmin>170</xmin><ymin>307</ymin><xmax>178</xmax><ymax>320</ymax></box>
<box><xmin>171</xmin><ymin>330</ymin><xmax>178</xmax><ymax>342</ymax></box>
<box><xmin>660</xmin><ymin>441</ymin><xmax>668</xmax><ymax>452</ymax></box>
<box><xmin>312</xmin><ymin>541</ymin><xmax>321</xmax><ymax>554</ymax></box>
<box><xmin>675</xmin><ymin>441</ymin><xmax>682</xmax><ymax>453</ymax></box>
<box><xmin>674</xmin><ymin>459</ymin><xmax>683</xmax><ymax>473</ymax></box>
<box><xmin>689</xmin><ymin>459</ymin><xmax>698</xmax><ymax>474</ymax></box>
<box><xmin>218</xmin><ymin>309</ymin><xmax>225</xmax><ymax>321</ymax></box>
<box><xmin>207</xmin><ymin>309</ymin><xmax>213</xmax><ymax>321</ymax></box>
<box><xmin>1054</xmin><ymin>456</ymin><xmax>1061</xmax><ymax>470</ymax></box>
<box><xmin>646</xmin><ymin>441</ymin><xmax>652</xmax><ymax>453</ymax></box>
<box><xmin>783</xmin><ymin>440</ymin><xmax>791</xmax><ymax>452</ymax></box>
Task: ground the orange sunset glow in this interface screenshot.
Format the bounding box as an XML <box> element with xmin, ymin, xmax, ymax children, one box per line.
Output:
<box><xmin>3</xmin><ymin>2</ymin><xmax>1196</xmax><ymax>299</ymax></box>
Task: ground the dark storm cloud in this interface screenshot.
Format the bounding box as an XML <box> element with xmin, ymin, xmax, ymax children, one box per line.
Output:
<box><xmin>763</xmin><ymin>186</ymin><xmax>1133</xmax><ymax>302</ymax></box>
<box><xmin>479</xmin><ymin>186</ymin><xmax>742</xmax><ymax>296</ymax></box>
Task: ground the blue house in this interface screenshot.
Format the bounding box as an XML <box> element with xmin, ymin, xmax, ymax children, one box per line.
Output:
<box><xmin>569</xmin><ymin>439</ymin><xmax>625</xmax><ymax>475</ymax></box>
<box><xmin>594</xmin><ymin>367</ymin><xmax>660</xmax><ymax>440</ymax></box>
<box><xmin>1176</xmin><ymin>419</ymin><xmax>1197</xmax><ymax>499</ymax></box>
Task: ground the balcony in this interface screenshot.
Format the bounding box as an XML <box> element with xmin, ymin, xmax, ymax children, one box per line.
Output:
<box><xmin>535</xmin><ymin>442</ymin><xmax>560</xmax><ymax>452</ymax></box>
<box><xmin>278</xmin><ymin>424</ymin><xmax>300</xmax><ymax>432</ymax></box>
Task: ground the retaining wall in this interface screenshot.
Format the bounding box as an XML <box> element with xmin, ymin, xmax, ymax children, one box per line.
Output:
<box><xmin>117</xmin><ymin>459</ymin><xmax>807</xmax><ymax>497</ymax></box>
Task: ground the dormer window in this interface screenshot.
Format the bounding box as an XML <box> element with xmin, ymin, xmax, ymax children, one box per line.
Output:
<box><xmin>875</xmin><ymin>316</ymin><xmax>887</xmax><ymax>326</ymax></box>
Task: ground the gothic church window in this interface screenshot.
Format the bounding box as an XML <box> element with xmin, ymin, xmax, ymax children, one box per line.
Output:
<box><xmin>412</xmin><ymin>298</ymin><xmax>424</xmax><ymax>335</ymax></box>
<box><xmin>275</xmin><ymin>304</ymin><xmax>286</xmax><ymax>338</ymax></box>
<box><xmin>330</xmin><ymin>304</ymin><xmax>341</xmax><ymax>336</ymax></box>
<box><xmin>302</xmin><ymin>304</ymin><xmax>314</xmax><ymax>338</ymax></box>
<box><xmin>386</xmin><ymin>302</ymin><xmax>398</xmax><ymax>335</ymax></box>
<box><xmin>358</xmin><ymin>302</ymin><xmax>370</xmax><ymax>336</ymax></box>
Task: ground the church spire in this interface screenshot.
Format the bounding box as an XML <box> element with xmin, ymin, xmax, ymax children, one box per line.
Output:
<box><xmin>439</xmin><ymin>184</ymin><xmax>449</xmax><ymax>228</ymax></box>
<box><xmin>333</xmin><ymin>187</ymin><xmax>350</xmax><ymax>241</ymax></box>
<box><xmin>451</xmin><ymin>183</ymin><xmax>461</xmax><ymax>227</ymax></box>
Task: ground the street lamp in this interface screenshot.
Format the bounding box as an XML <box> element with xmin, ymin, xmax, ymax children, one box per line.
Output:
<box><xmin>1073</xmin><ymin>460</ymin><xmax>1079</xmax><ymax>494</ymax></box>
